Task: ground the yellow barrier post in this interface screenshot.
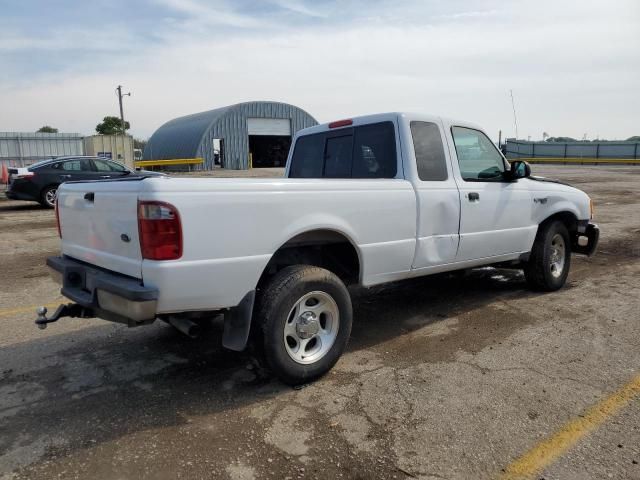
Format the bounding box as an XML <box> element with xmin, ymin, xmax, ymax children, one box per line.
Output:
<box><xmin>134</xmin><ymin>158</ymin><xmax>204</xmax><ymax>168</ymax></box>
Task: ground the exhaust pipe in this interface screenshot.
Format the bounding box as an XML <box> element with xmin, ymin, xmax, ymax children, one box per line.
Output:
<box><xmin>168</xmin><ymin>316</ymin><xmax>201</xmax><ymax>338</ymax></box>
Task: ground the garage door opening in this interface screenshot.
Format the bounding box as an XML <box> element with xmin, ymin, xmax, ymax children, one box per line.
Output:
<box><xmin>247</xmin><ymin>118</ymin><xmax>292</xmax><ymax>168</ymax></box>
<box><xmin>213</xmin><ymin>138</ymin><xmax>223</xmax><ymax>168</ymax></box>
<box><xmin>249</xmin><ymin>135</ymin><xmax>291</xmax><ymax>168</ymax></box>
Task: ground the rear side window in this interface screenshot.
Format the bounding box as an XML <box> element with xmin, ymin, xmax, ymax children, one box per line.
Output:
<box><xmin>289</xmin><ymin>121</ymin><xmax>397</xmax><ymax>179</ymax></box>
<box><xmin>62</xmin><ymin>160</ymin><xmax>82</xmax><ymax>171</ymax></box>
<box><xmin>410</xmin><ymin>122</ymin><xmax>448</xmax><ymax>181</ymax></box>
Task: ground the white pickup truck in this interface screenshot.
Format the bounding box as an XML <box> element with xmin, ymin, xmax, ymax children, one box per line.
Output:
<box><xmin>40</xmin><ymin>113</ymin><xmax>599</xmax><ymax>384</ymax></box>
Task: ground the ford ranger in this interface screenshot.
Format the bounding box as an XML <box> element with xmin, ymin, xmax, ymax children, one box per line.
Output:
<box><xmin>38</xmin><ymin>113</ymin><xmax>599</xmax><ymax>384</ymax></box>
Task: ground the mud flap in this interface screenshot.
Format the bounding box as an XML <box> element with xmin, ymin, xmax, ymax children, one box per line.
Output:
<box><xmin>222</xmin><ymin>291</ymin><xmax>255</xmax><ymax>351</ymax></box>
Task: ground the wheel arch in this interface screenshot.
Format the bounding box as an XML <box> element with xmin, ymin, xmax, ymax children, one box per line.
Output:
<box><xmin>257</xmin><ymin>228</ymin><xmax>362</xmax><ymax>288</ymax></box>
<box><xmin>538</xmin><ymin>210</ymin><xmax>579</xmax><ymax>235</ymax></box>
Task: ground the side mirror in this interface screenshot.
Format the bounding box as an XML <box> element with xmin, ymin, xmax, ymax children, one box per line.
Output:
<box><xmin>509</xmin><ymin>160</ymin><xmax>531</xmax><ymax>180</ymax></box>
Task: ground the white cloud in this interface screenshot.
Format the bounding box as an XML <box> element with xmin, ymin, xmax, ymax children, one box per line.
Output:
<box><xmin>272</xmin><ymin>0</ymin><xmax>328</xmax><ymax>18</ymax></box>
<box><xmin>152</xmin><ymin>0</ymin><xmax>274</xmax><ymax>29</ymax></box>
<box><xmin>0</xmin><ymin>26</ymin><xmax>137</xmax><ymax>52</ymax></box>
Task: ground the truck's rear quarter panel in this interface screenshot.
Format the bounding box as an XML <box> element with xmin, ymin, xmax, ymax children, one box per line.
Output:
<box><xmin>137</xmin><ymin>177</ymin><xmax>417</xmax><ymax>312</ymax></box>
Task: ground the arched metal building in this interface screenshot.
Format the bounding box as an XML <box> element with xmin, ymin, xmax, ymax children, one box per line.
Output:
<box><xmin>143</xmin><ymin>101</ymin><xmax>318</xmax><ymax>170</ymax></box>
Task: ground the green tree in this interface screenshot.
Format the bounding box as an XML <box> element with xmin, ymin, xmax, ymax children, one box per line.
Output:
<box><xmin>37</xmin><ymin>126</ymin><xmax>58</xmax><ymax>133</ymax></box>
<box><xmin>133</xmin><ymin>138</ymin><xmax>147</xmax><ymax>150</ymax></box>
<box><xmin>626</xmin><ymin>136</ymin><xmax>640</xmax><ymax>142</ymax></box>
<box><xmin>96</xmin><ymin>116</ymin><xmax>130</xmax><ymax>135</ymax></box>
<box><xmin>545</xmin><ymin>136</ymin><xmax>578</xmax><ymax>142</ymax></box>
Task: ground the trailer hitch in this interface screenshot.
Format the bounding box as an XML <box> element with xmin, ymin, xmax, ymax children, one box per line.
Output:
<box><xmin>35</xmin><ymin>304</ymin><xmax>95</xmax><ymax>330</ymax></box>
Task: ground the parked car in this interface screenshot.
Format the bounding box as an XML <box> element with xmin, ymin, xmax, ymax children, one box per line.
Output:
<box><xmin>40</xmin><ymin>113</ymin><xmax>598</xmax><ymax>384</ymax></box>
<box><xmin>6</xmin><ymin>156</ymin><xmax>165</xmax><ymax>208</ymax></box>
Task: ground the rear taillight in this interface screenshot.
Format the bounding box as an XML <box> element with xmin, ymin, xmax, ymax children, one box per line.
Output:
<box><xmin>55</xmin><ymin>196</ymin><xmax>62</xmax><ymax>238</ymax></box>
<box><xmin>138</xmin><ymin>201</ymin><xmax>182</xmax><ymax>260</ymax></box>
<box><xmin>16</xmin><ymin>172</ymin><xmax>35</xmax><ymax>180</ymax></box>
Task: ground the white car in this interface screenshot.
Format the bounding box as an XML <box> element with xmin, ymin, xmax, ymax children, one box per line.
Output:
<box><xmin>40</xmin><ymin>113</ymin><xmax>599</xmax><ymax>384</ymax></box>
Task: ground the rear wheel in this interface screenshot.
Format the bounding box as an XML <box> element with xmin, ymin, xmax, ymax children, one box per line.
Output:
<box><xmin>40</xmin><ymin>185</ymin><xmax>58</xmax><ymax>208</ymax></box>
<box><xmin>524</xmin><ymin>220</ymin><xmax>571</xmax><ymax>291</ymax></box>
<box><xmin>256</xmin><ymin>265</ymin><xmax>352</xmax><ymax>385</ymax></box>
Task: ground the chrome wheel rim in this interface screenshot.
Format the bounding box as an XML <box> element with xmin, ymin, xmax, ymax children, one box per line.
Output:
<box><xmin>549</xmin><ymin>233</ymin><xmax>566</xmax><ymax>278</ymax></box>
<box><xmin>45</xmin><ymin>188</ymin><xmax>57</xmax><ymax>207</ymax></box>
<box><xmin>284</xmin><ymin>291</ymin><xmax>340</xmax><ymax>365</ymax></box>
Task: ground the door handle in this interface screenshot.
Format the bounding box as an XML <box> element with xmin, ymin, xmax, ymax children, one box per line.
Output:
<box><xmin>84</xmin><ymin>192</ymin><xmax>95</xmax><ymax>202</ymax></box>
<box><xmin>60</xmin><ymin>174</ymin><xmax>71</xmax><ymax>179</ymax></box>
<box><xmin>100</xmin><ymin>175</ymin><xmax>111</xmax><ymax>179</ymax></box>
<box><xmin>468</xmin><ymin>192</ymin><xmax>480</xmax><ymax>201</ymax></box>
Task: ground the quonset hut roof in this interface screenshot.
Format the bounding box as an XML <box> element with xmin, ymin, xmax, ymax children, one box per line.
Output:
<box><xmin>143</xmin><ymin>101</ymin><xmax>318</xmax><ymax>169</ymax></box>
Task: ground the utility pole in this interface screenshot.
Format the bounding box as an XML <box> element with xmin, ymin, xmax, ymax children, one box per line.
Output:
<box><xmin>510</xmin><ymin>89</ymin><xmax>519</xmax><ymax>140</ymax></box>
<box><xmin>116</xmin><ymin>85</ymin><xmax>131</xmax><ymax>134</ymax></box>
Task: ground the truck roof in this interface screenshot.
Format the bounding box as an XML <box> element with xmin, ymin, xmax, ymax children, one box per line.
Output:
<box><xmin>297</xmin><ymin>112</ymin><xmax>484</xmax><ymax>137</ymax></box>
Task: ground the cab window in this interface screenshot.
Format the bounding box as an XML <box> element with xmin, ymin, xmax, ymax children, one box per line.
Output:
<box><xmin>451</xmin><ymin>127</ymin><xmax>505</xmax><ymax>181</ymax></box>
<box><xmin>289</xmin><ymin>121</ymin><xmax>397</xmax><ymax>179</ymax></box>
<box><xmin>351</xmin><ymin>122</ymin><xmax>397</xmax><ymax>178</ymax></box>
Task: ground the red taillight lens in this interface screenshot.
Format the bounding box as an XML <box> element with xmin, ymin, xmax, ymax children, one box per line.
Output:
<box><xmin>17</xmin><ymin>172</ymin><xmax>35</xmax><ymax>180</ymax></box>
<box><xmin>329</xmin><ymin>119</ymin><xmax>353</xmax><ymax>129</ymax></box>
<box><xmin>138</xmin><ymin>201</ymin><xmax>182</xmax><ymax>260</ymax></box>
<box><xmin>55</xmin><ymin>196</ymin><xmax>62</xmax><ymax>238</ymax></box>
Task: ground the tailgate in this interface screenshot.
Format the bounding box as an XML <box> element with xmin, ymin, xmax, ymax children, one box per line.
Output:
<box><xmin>58</xmin><ymin>179</ymin><xmax>144</xmax><ymax>279</ymax></box>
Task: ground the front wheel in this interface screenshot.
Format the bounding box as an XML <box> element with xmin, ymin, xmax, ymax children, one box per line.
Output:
<box><xmin>524</xmin><ymin>220</ymin><xmax>571</xmax><ymax>291</ymax></box>
<box><xmin>256</xmin><ymin>265</ymin><xmax>353</xmax><ymax>385</ymax></box>
<box><xmin>40</xmin><ymin>185</ymin><xmax>58</xmax><ymax>208</ymax></box>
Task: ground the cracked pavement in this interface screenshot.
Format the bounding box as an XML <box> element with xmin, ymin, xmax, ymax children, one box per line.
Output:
<box><xmin>1</xmin><ymin>166</ymin><xmax>639</xmax><ymax>479</ymax></box>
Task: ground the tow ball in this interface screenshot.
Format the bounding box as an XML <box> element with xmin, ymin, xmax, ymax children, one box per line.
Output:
<box><xmin>35</xmin><ymin>304</ymin><xmax>93</xmax><ymax>329</ymax></box>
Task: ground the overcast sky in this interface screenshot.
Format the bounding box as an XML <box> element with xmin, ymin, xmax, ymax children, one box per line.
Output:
<box><xmin>1</xmin><ymin>0</ymin><xmax>638</xmax><ymax>141</ymax></box>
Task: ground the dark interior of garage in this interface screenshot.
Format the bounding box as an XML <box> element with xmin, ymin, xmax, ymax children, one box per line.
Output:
<box><xmin>249</xmin><ymin>135</ymin><xmax>292</xmax><ymax>168</ymax></box>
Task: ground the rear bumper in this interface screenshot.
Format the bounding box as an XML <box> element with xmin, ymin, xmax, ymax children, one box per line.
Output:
<box><xmin>47</xmin><ymin>256</ymin><xmax>158</xmax><ymax>325</ymax></box>
<box><xmin>573</xmin><ymin>221</ymin><xmax>599</xmax><ymax>256</ymax></box>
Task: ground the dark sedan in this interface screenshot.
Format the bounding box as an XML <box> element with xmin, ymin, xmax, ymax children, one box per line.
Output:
<box><xmin>6</xmin><ymin>156</ymin><xmax>165</xmax><ymax>208</ymax></box>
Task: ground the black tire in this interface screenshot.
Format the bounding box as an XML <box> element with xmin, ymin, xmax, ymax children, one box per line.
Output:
<box><xmin>256</xmin><ymin>265</ymin><xmax>352</xmax><ymax>385</ymax></box>
<box><xmin>40</xmin><ymin>185</ymin><xmax>58</xmax><ymax>208</ymax></box>
<box><xmin>524</xmin><ymin>220</ymin><xmax>571</xmax><ymax>291</ymax></box>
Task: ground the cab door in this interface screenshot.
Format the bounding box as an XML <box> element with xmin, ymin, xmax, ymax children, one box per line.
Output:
<box><xmin>448</xmin><ymin>126</ymin><xmax>536</xmax><ymax>262</ymax></box>
<box><xmin>411</xmin><ymin>120</ymin><xmax>461</xmax><ymax>269</ymax></box>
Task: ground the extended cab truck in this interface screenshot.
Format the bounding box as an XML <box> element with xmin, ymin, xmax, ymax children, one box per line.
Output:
<box><xmin>40</xmin><ymin>113</ymin><xmax>599</xmax><ymax>384</ymax></box>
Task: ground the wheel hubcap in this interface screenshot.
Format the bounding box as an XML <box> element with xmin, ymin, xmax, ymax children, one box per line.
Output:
<box><xmin>284</xmin><ymin>291</ymin><xmax>339</xmax><ymax>365</ymax></box>
<box><xmin>549</xmin><ymin>233</ymin><xmax>566</xmax><ymax>278</ymax></box>
<box><xmin>45</xmin><ymin>189</ymin><xmax>57</xmax><ymax>206</ymax></box>
<box><xmin>296</xmin><ymin>311</ymin><xmax>320</xmax><ymax>339</ymax></box>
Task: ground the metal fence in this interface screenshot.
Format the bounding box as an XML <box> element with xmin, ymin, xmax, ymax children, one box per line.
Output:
<box><xmin>506</xmin><ymin>140</ymin><xmax>640</xmax><ymax>160</ymax></box>
<box><xmin>0</xmin><ymin>132</ymin><xmax>84</xmax><ymax>167</ymax></box>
